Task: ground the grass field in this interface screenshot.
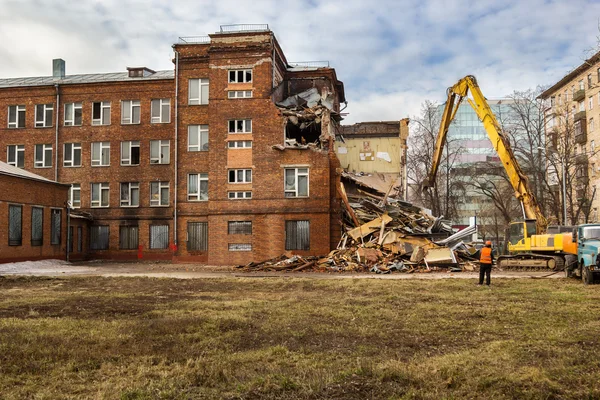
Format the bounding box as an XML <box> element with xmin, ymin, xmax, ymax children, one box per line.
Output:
<box><xmin>0</xmin><ymin>276</ymin><xmax>599</xmax><ymax>399</ymax></box>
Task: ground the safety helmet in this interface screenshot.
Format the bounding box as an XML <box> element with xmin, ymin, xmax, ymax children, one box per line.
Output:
<box><xmin>485</xmin><ymin>241</ymin><xmax>492</xmax><ymax>246</ymax></box>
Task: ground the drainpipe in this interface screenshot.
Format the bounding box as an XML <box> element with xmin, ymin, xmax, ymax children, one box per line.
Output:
<box><xmin>173</xmin><ymin>49</ymin><xmax>179</xmax><ymax>252</ymax></box>
<box><xmin>55</xmin><ymin>84</ymin><xmax>60</xmax><ymax>181</ymax></box>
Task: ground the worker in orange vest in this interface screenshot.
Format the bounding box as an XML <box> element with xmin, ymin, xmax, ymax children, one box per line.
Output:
<box><xmin>479</xmin><ymin>241</ymin><xmax>493</xmax><ymax>286</ymax></box>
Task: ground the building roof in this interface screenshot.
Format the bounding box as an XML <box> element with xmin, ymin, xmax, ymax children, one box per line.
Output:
<box><xmin>0</xmin><ymin>70</ymin><xmax>174</xmax><ymax>89</ymax></box>
<box><xmin>0</xmin><ymin>161</ymin><xmax>68</xmax><ymax>186</ymax></box>
<box><xmin>539</xmin><ymin>49</ymin><xmax>600</xmax><ymax>99</ymax></box>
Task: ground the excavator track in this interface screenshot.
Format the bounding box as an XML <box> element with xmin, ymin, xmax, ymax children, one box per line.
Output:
<box><xmin>497</xmin><ymin>254</ymin><xmax>565</xmax><ymax>271</ymax></box>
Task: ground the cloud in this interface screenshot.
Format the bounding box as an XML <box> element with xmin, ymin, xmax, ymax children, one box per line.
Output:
<box><xmin>1</xmin><ymin>0</ymin><xmax>600</xmax><ymax>124</ymax></box>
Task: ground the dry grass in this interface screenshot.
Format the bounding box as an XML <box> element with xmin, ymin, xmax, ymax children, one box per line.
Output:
<box><xmin>0</xmin><ymin>276</ymin><xmax>599</xmax><ymax>399</ymax></box>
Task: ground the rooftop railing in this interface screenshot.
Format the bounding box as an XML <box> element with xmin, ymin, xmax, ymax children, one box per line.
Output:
<box><xmin>219</xmin><ymin>24</ymin><xmax>270</xmax><ymax>33</ymax></box>
<box><xmin>178</xmin><ymin>36</ymin><xmax>211</xmax><ymax>44</ymax></box>
<box><xmin>288</xmin><ymin>61</ymin><xmax>330</xmax><ymax>68</ymax></box>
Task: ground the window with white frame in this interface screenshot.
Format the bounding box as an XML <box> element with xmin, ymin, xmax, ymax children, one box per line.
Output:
<box><xmin>228</xmin><ymin>91</ymin><xmax>253</xmax><ymax>99</ymax></box>
<box><xmin>588</xmin><ymin>74</ymin><xmax>593</xmax><ymax>88</ymax></box>
<box><xmin>120</xmin><ymin>182</ymin><xmax>140</xmax><ymax>207</ymax></box>
<box><xmin>64</xmin><ymin>102</ymin><xmax>82</xmax><ymax>126</ymax></box>
<box><xmin>228</xmin><ymin>191</ymin><xmax>252</xmax><ymax>200</ymax></box>
<box><xmin>284</xmin><ymin>168</ymin><xmax>309</xmax><ymax>197</ymax></box>
<box><xmin>8</xmin><ymin>204</ymin><xmax>22</xmax><ymax>246</ymax></box>
<box><xmin>70</xmin><ymin>184</ymin><xmax>81</xmax><ymax>208</ymax></box>
<box><xmin>590</xmin><ymin>118</ymin><xmax>595</xmax><ymax>132</ymax></box>
<box><xmin>63</xmin><ymin>143</ymin><xmax>82</xmax><ymax>167</ymax></box>
<box><xmin>150</xmin><ymin>140</ymin><xmax>170</xmax><ymax>164</ymax></box>
<box><xmin>285</xmin><ymin>220</ymin><xmax>310</xmax><ymax>250</ymax></box>
<box><xmin>228</xmin><ymin>169</ymin><xmax>252</xmax><ymax>184</ymax></box>
<box><xmin>579</xmin><ymin>101</ymin><xmax>585</xmax><ymax>112</ymax></box>
<box><xmin>34</xmin><ymin>144</ymin><xmax>52</xmax><ymax>168</ymax></box>
<box><xmin>228</xmin><ymin>119</ymin><xmax>252</xmax><ymax>133</ymax></box>
<box><xmin>8</xmin><ymin>105</ymin><xmax>26</xmax><ymax>128</ymax></box>
<box><xmin>51</xmin><ymin>209</ymin><xmax>61</xmax><ymax>245</ymax></box>
<box><xmin>188</xmin><ymin>78</ymin><xmax>209</xmax><ymax>105</ymax></box>
<box><xmin>579</xmin><ymin>80</ymin><xmax>585</xmax><ymax>90</ymax></box>
<box><xmin>228</xmin><ymin>140</ymin><xmax>252</xmax><ymax>149</ymax></box>
<box><xmin>31</xmin><ymin>207</ymin><xmax>43</xmax><ymax>246</ymax></box>
<box><xmin>188</xmin><ymin>173</ymin><xmax>208</xmax><ymax>201</ymax></box>
<box><xmin>590</xmin><ymin>96</ymin><xmax>594</xmax><ymax>110</ymax></box>
<box><xmin>91</xmin><ymin>142</ymin><xmax>110</xmax><ymax>166</ymax></box>
<box><xmin>35</xmin><ymin>104</ymin><xmax>53</xmax><ymax>127</ymax></box>
<box><xmin>151</xmin><ymin>99</ymin><xmax>170</xmax><ymax>123</ymax></box>
<box><xmin>150</xmin><ymin>181</ymin><xmax>169</xmax><ymax>206</ymax></box>
<box><xmin>188</xmin><ymin>125</ymin><xmax>209</xmax><ymax>151</ymax></box>
<box><xmin>121</xmin><ymin>141</ymin><xmax>140</xmax><ymax>165</ymax></box>
<box><xmin>121</xmin><ymin>100</ymin><xmax>140</xmax><ymax>124</ymax></box>
<box><xmin>7</xmin><ymin>145</ymin><xmax>24</xmax><ymax>168</ymax></box>
<box><xmin>92</xmin><ymin>101</ymin><xmax>111</xmax><ymax>125</ymax></box>
<box><xmin>228</xmin><ymin>69</ymin><xmax>252</xmax><ymax>83</ymax></box>
<box><xmin>91</xmin><ymin>183</ymin><xmax>109</xmax><ymax>207</ymax></box>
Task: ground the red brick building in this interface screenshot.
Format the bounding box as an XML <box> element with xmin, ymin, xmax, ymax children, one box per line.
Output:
<box><xmin>0</xmin><ymin>25</ymin><xmax>345</xmax><ymax>264</ymax></box>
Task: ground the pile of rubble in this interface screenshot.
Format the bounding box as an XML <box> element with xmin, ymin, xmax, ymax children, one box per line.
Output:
<box><xmin>239</xmin><ymin>183</ymin><xmax>482</xmax><ymax>274</ymax></box>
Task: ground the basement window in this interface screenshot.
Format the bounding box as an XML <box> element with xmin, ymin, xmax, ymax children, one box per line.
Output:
<box><xmin>228</xmin><ymin>191</ymin><xmax>252</xmax><ymax>200</ymax></box>
<box><xmin>228</xmin><ymin>91</ymin><xmax>253</xmax><ymax>99</ymax></box>
<box><xmin>228</xmin><ymin>243</ymin><xmax>252</xmax><ymax>251</ymax></box>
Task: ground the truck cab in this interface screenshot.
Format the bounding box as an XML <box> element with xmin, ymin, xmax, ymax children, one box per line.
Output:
<box><xmin>573</xmin><ymin>224</ymin><xmax>600</xmax><ymax>284</ymax></box>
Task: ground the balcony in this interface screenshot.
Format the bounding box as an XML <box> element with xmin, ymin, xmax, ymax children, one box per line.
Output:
<box><xmin>575</xmin><ymin>120</ymin><xmax>587</xmax><ymax>144</ymax></box>
<box><xmin>574</xmin><ymin>110</ymin><xmax>586</xmax><ymax>122</ymax></box>
<box><xmin>576</xmin><ymin>153</ymin><xmax>588</xmax><ymax>165</ymax></box>
<box><xmin>573</xmin><ymin>88</ymin><xmax>586</xmax><ymax>102</ymax></box>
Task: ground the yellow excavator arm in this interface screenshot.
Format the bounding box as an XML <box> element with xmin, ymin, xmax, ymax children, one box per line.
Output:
<box><xmin>423</xmin><ymin>75</ymin><xmax>547</xmax><ymax>233</ymax></box>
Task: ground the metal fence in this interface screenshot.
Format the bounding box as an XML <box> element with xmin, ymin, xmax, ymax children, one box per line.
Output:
<box><xmin>220</xmin><ymin>24</ymin><xmax>269</xmax><ymax>33</ymax></box>
<box><xmin>178</xmin><ymin>36</ymin><xmax>211</xmax><ymax>44</ymax></box>
<box><xmin>285</xmin><ymin>220</ymin><xmax>310</xmax><ymax>250</ymax></box>
<box><xmin>288</xmin><ymin>61</ymin><xmax>330</xmax><ymax>68</ymax></box>
<box><xmin>150</xmin><ymin>225</ymin><xmax>169</xmax><ymax>249</ymax></box>
<box><xmin>90</xmin><ymin>226</ymin><xmax>109</xmax><ymax>250</ymax></box>
<box><xmin>188</xmin><ymin>222</ymin><xmax>208</xmax><ymax>251</ymax></box>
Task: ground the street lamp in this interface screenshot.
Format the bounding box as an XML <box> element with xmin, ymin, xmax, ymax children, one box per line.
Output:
<box><xmin>539</xmin><ymin>146</ymin><xmax>568</xmax><ymax>225</ymax></box>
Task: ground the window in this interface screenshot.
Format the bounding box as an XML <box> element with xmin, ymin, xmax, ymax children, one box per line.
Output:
<box><xmin>120</xmin><ymin>182</ymin><xmax>140</xmax><ymax>207</ymax></box>
<box><xmin>228</xmin><ymin>191</ymin><xmax>252</xmax><ymax>200</ymax></box>
<box><xmin>228</xmin><ymin>119</ymin><xmax>252</xmax><ymax>133</ymax></box>
<box><xmin>558</xmin><ymin>94</ymin><xmax>562</xmax><ymax>105</ymax></box>
<box><xmin>69</xmin><ymin>227</ymin><xmax>74</xmax><ymax>253</ymax></box>
<box><xmin>228</xmin><ymin>221</ymin><xmax>252</xmax><ymax>235</ymax></box>
<box><xmin>579</xmin><ymin>101</ymin><xmax>585</xmax><ymax>112</ymax></box>
<box><xmin>70</xmin><ymin>184</ymin><xmax>81</xmax><ymax>208</ymax></box>
<box><xmin>31</xmin><ymin>207</ymin><xmax>43</xmax><ymax>246</ymax></box>
<box><xmin>187</xmin><ymin>222</ymin><xmax>208</xmax><ymax>251</ymax></box>
<box><xmin>90</xmin><ymin>225</ymin><xmax>109</xmax><ymax>250</ymax></box>
<box><xmin>228</xmin><ymin>91</ymin><xmax>253</xmax><ymax>99</ymax></box>
<box><xmin>188</xmin><ymin>78</ymin><xmax>209</xmax><ymax>105</ymax></box>
<box><xmin>188</xmin><ymin>125</ymin><xmax>209</xmax><ymax>151</ymax></box>
<box><xmin>121</xmin><ymin>141</ymin><xmax>140</xmax><ymax>165</ymax></box>
<box><xmin>91</xmin><ymin>142</ymin><xmax>110</xmax><ymax>166</ymax></box>
<box><xmin>91</xmin><ymin>183</ymin><xmax>109</xmax><ymax>207</ymax></box>
<box><xmin>150</xmin><ymin>140</ymin><xmax>170</xmax><ymax>164</ymax></box>
<box><xmin>64</xmin><ymin>102</ymin><xmax>82</xmax><ymax>126</ymax></box>
<box><xmin>7</xmin><ymin>145</ymin><xmax>24</xmax><ymax>168</ymax></box>
<box><xmin>579</xmin><ymin>80</ymin><xmax>584</xmax><ymax>90</ymax></box>
<box><xmin>151</xmin><ymin>99</ymin><xmax>170</xmax><ymax>123</ymax></box>
<box><xmin>588</xmin><ymin>74</ymin><xmax>593</xmax><ymax>88</ymax></box>
<box><xmin>119</xmin><ymin>226</ymin><xmax>139</xmax><ymax>250</ymax></box>
<box><xmin>121</xmin><ymin>100</ymin><xmax>140</xmax><ymax>124</ymax></box>
<box><xmin>228</xmin><ymin>69</ymin><xmax>252</xmax><ymax>83</ymax></box>
<box><xmin>228</xmin><ymin>169</ymin><xmax>252</xmax><ymax>183</ymax></box>
<box><xmin>188</xmin><ymin>173</ymin><xmax>208</xmax><ymax>201</ymax></box>
<box><xmin>285</xmin><ymin>220</ymin><xmax>310</xmax><ymax>250</ymax></box>
<box><xmin>284</xmin><ymin>168</ymin><xmax>309</xmax><ymax>197</ymax></box>
<box><xmin>8</xmin><ymin>205</ymin><xmax>22</xmax><ymax>246</ymax></box>
<box><xmin>550</xmin><ymin>96</ymin><xmax>555</xmax><ymax>107</ymax></box>
<box><xmin>229</xmin><ymin>243</ymin><xmax>252</xmax><ymax>251</ymax></box>
<box><xmin>150</xmin><ymin>225</ymin><xmax>169</xmax><ymax>249</ymax></box>
<box><xmin>77</xmin><ymin>226</ymin><xmax>83</xmax><ymax>252</ymax></box>
<box><xmin>150</xmin><ymin>181</ymin><xmax>169</xmax><ymax>206</ymax></box>
<box><xmin>228</xmin><ymin>140</ymin><xmax>252</xmax><ymax>149</ymax></box>
<box><xmin>35</xmin><ymin>104</ymin><xmax>53</xmax><ymax>127</ymax></box>
<box><xmin>63</xmin><ymin>143</ymin><xmax>82</xmax><ymax>167</ymax></box>
<box><xmin>590</xmin><ymin>96</ymin><xmax>594</xmax><ymax>110</ymax></box>
<box><xmin>92</xmin><ymin>101</ymin><xmax>111</xmax><ymax>125</ymax></box>
<box><xmin>590</xmin><ymin>118</ymin><xmax>595</xmax><ymax>132</ymax></box>
<box><xmin>51</xmin><ymin>209</ymin><xmax>61</xmax><ymax>245</ymax></box>
<box><xmin>34</xmin><ymin>144</ymin><xmax>52</xmax><ymax>168</ymax></box>
<box><xmin>8</xmin><ymin>105</ymin><xmax>26</xmax><ymax>128</ymax></box>
<box><xmin>592</xmin><ymin>140</ymin><xmax>596</xmax><ymax>153</ymax></box>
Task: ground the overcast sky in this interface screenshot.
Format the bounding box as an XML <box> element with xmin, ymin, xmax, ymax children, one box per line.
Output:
<box><xmin>1</xmin><ymin>0</ymin><xmax>600</xmax><ymax>123</ymax></box>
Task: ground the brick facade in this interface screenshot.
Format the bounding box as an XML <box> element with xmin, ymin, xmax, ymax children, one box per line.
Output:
<box><xmin>0</xmin><ymin>27</ymin><xmax>345</xmax><ymax>265</ymax></box>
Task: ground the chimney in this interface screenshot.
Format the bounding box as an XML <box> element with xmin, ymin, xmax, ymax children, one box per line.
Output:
<box><xmin>53</xmin><ymin>59</ymin><xmax>65</xmax><ymax>79</ymax></box>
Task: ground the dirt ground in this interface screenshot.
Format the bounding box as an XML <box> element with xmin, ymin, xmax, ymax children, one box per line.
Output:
<box><xmin>0</xmin><ymin>259</ymin><xmax>565</xmax><ymax>280</ymax></box>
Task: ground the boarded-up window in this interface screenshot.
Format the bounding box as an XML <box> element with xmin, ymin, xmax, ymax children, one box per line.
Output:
<box><xmin>228</xmin><ymin>221</ymin><xmax>252</xmax><ymax>235</ymax></box>
<box><xmin>285</xmin><ymin>220</ymin><xmax>310</xmax><ymax>250</ymax></box>
<box><xmin>31</xmin><ymin>207</ymin><xmax>43</xmax><ymax>246</ymax></box>
<box><xmin>150</xmin><ymin>225</ymin><xmax>169</xmax><ymax>249</ymax></box>
<box><xmin>120</xmin><ymin>226</ymin><xmax>139</xmax><ymax>250</ymax></box>
<box><xmin>8</xmin><ymin>205</ymin><xmax>22</xmax><ymax>246</ymax></box>
<box><xmin>51</xmin><ymin>209</ymin><xmax>61</xmax><ymax>245</ymax></box>
<box><xmin>90</xmin><ymin>225</ymin><xmax>109</xmax><ymax>250</ymax></box>
<box><xmin>188</xmin><ymin>222</ymin><xmax>208</xmax><ymax>251</ymax></box>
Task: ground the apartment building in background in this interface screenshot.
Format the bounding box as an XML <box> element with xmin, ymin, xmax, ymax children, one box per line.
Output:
<box><xmin>539</xmin><ymin>50</ymin><xmax>600</xmax><ymax>224</ymax></box>
<box><xmin>0</xmin><ymin>25</ymin><xmax>346</xmax><ymax>264</ymax></box>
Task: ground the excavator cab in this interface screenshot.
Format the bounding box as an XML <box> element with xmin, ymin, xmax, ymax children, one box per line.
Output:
<box><xmin>507</xmin><ymin>220</ymin><xmax>537</xmax><ymax>247</ymax></box>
